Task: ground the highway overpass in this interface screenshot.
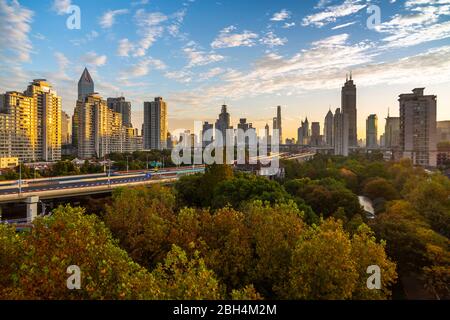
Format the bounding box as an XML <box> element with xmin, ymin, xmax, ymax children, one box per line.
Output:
<box><xmin>0</xmin><ymin>167</ymin><xmax>204</xmax><ymax>223</ymax></box>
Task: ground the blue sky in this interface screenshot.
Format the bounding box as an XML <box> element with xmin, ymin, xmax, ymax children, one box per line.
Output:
<box><xmin>1</xmin><ymin>0</ymin><xmax>450</xmax><ymax>140</ymax></box>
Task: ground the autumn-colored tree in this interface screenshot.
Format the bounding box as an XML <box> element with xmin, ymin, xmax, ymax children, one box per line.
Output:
<box><xmin>363</xmin><ymin>177</ymin><xmax>399</xmax><ymax>201</ymax></box>
<box><xmin>280</xmin><ymin>219</ymin><xmax>358</xmax><ymax>300</ymax></box>
<box><xmin>104</xmin><ymin>185</ymin><xmax>176</xmax><ymax>268</ymax></box>
<box><xmin>244</xmin><ymin>201</ymin><xmax>305</xmax><ymax>298</ymax></box>
<box><xmin>150</xmin><ymin>244</ymin><xmax>223</xmax><ymax>300</ymax></box>
<box><xmin>350</xmin><ymin>224</ymin><xmax>397</xmax><ymax>300</ymax></box>
<box><xmin>1</xmin><ymin>205</ymin><xmax>155</xmax><ymax>300</ymax></box>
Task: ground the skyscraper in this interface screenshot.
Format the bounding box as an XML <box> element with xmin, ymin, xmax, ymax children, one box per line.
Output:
<box><xmin>61</xmin><ymin>111</ymin><xmax>71</xmax><ymax>145</ymax></box>
<box><xmin>324</xmin><ymin>109</ymin><xmax>334</xmax><ymax>147</ymax></box>
<box><xmin>297</xmin><ymin>118</ymin><xmax>310</xmax><ymax>145</ymax></box>
<box><xmin>215</xmin><ymin>104</ymin><xmax>231</xmax><ymax>146</ymax></box>
<box><xmin>76</xmin><ymin>93</ymin><xmax>123</xmax><ymax>159</ymax></box>
<box><xmin>143</xmin><ymin>97</ymin><xmax>168</xmax><ymax>150</ymax></box>
<box><xmin>202</xmin><ymin>121</ymin><xmax>214</xmax><ymax>148</ymax></box>
<box><xmin>385</xmin><ymin>112</ymin><xmax>400</xmax><ymax>149</ymax></box>
<box><xmin>24</xmin><ymin>79</ymin><xmax>62</xmax><ymax>161</ymax></box>
<box><xmin>78</xmin><ymin>67</ymin><xmax>94</xmax><ymax>101</ymax></box>
<box><xmin>341</xmin><ymin>73</ymin><xmax>357</xmax><ymax>147</ymax></box>
<box><xmin>74</xmin><ymin>68</ymin><xmax>95</xmax><ymax>149</ymax></box>
<box><xmin>399</xmin><ymin>88</ymin><xmax>437</xmax><ymax>167</ymax></box>
<box><xmin>107</xmin><ymin>97</ymin><xmax>132</xmax><ymax>128</ymax></box>
<box><xmin>0</xmin><ymin>92</ymin><xmax>36</xmax><ymax>161</ymax></box>
<box><xmin>275</xmin><ymin>106</ymin><xmax>282</xmax><ymax>144</ymax></box>
<box><xmin>333</xmin><ymin>108</ymin><xmax>349</xmax><ymax>156</ymax></box>
<box><xmin>311</xmin><ymin>122</ymin><xmax>322</xmax><ymax>146</ymax></box>
<box><xmin>366</xmin><ymin>114</ymin><xmax>378</xmax><ymax>148</ymax></box>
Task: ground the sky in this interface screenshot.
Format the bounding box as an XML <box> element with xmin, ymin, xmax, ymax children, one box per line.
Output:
<box><xmin>1</xmin><ymin>0</ymin><xmax>450</xmax><ymax>141</ymax></box>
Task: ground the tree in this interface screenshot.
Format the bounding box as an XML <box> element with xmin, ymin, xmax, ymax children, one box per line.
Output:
<box><xmin>244</xmin><ymin>201</ymin><xmax>305</xmax><ymax>298</ymax></box>
<box><xmin>350</xmin><ymin>224</ymin><xmax>397</xmax><ymax>299</ymax></box>
<box><xmin>212</xmin><ymin>174</ymin><xmax>290</xmax><ymax>209</ymax></box>
<box><xmin>1</xmin><ymin>205</ymin><xmax>154</xmax><ymax>300</ymax></box>
<box><xmin>150</xmin><ymin>245</ymin><xmax>223</xmax><ymax>300</ymax></box>
<box><xmin>174</xmin><ymin>174</ymin><xmax>205</xmax><ymax>208</ymax></box>
<box><xmin>281</xmin><ymin>219</ymin><xmax>358</xmax><ymax>299</ymax></box>
<box><xmin>104</xmin><ymin>185</ymin><xmax>176</xmax><ymax>268</ymax></box>
<box><xmin>363</xmin><ymin>177</ymin><xmax>399</xmax><ymax>201</ymax></box>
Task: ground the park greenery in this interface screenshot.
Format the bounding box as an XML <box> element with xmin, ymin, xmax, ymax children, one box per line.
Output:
<box><xmin>0</xmin><ymin>153</ymin><xmax>449</xmax><ymax>300</ymax></box>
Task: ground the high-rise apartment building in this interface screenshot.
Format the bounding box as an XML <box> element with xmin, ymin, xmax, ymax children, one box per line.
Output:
<box><xmin>333</xmin><ymin>108</ymin><xmax>349</xmax><ymax>156</ymax></box>
<box><xmin>76</xmin><ymin>93</ymin><xmax>123</xmax><ymax>159</ymax></box>
<box><xmin>366</xmin><ymin>114</ymin><xmax>378</xmax><ymax>148</ymax></box>
<box><xmin>399</xmin><ymin>88</ymin><xmax>437</xmax><ymax>167</ymax></box>
<box><xmin>107</xmin><ymin>97</ymin><xmax>132</xmax><ymax>128</ymax></box>
<box><xmin>0</xmin><ymin>79</ymin><xmax>62</xmax><ymax>162</ymax></box>
<box><xmin>143</xmin><ymin>97</ymin><xmax>168</xmax><ymax>150</ymax></box>
<box><xmin>341</xmin><ymin>74</ymin><xmax>357</xmax><ymax>147</ymax></box>
<box><xmin>24</xmin><ymin>79</ymin><xmax>62</xmax><ymax>161</ymax></box>
<box><xmin>324</xmin><ymin>109</ymin><xmax>334</xmax><ymax>147</ymax></box>
<box><xmin>385</xmin><ymin>114</ymin><xmax>400</xmax><ymax>149</ymax></box>
<box><xmin>0</xmin><ymin>92</ymin><xmax>36</xmax><ymax>161</ymax></box>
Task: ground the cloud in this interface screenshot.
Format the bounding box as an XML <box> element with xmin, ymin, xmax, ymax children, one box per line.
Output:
<box><xmin>282</xmin><ymin>22</ymin><xmax>296</xmax><ymax>29</ymax></box>
<box><xmin>0</xmin><ymin>0</ymin><xmax>33</xmax><ymax>63</ymax></box>
<box><xmin>302</xmin><ymin>0</ymin><xmax>366</xmax><ymax>27</ymax></box>
<box><xmin>332</xmin><ymin>21</ymin><xmax>357</xmax><ymax>29</ymax></box>
<box><xmin>52</xmin><ymin>0</ymin><xmax>71</xmax><ymax>15</ymax></box>
<box><xmin>199</xmin><ymin>67</ymin><xmax>225</xmax><ymax>81</ymax></box>
<box><xmin>374</xmin><ymin>2</ymin><xmax>450</xmax><ymax>48</ymax></box>
<box><xmin>271</xmin><ymin>9</ymin><xmax>291</xmax><ymax>21</ymax></box>
<box><xmin>164</xmin><ymin>69</ymin><xmax>194</xmax><ymax>83</ymax></box>
<box><xmin>211</xmin><ymin>25</ymin><xmax>259</xmax><ymax>49</ymax></box>
<box><xmin>120</xmin><ymin>57</ymin><xmax>166</xmax><ymax>79</ymax></box>
<box><xmin>70</xmin><ymin>30</ymin><xmax>99</xmax><ymax>46</ymax></box>
<box><xmin>81</xmin><ymin>52</ymin><xmax>107</xmax><ymax>66</ymax></box>
<box><xmin>260</xmin><ymin>31</ymin><xmax>288</xmax><ymax>47</ymax></box>
<box><xmin>183</xmin><ymin>44</ymin><xmax>225</xmax><ymax>67</ymax></box>
<box><xmin>99</xmin><ymin>9</ymin><xmax>129</xmax><ymax>28</ymax></box>
<box><xmin>117</xmin><ymin>38</ymin><xmax>133</xmax><ymax>57</ymax></box>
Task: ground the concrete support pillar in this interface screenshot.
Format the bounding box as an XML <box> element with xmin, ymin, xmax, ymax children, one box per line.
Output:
<box><xmin>25</xmin><ymin>196</ymin><xmax>39</xmax><ymax>222</ymax></box>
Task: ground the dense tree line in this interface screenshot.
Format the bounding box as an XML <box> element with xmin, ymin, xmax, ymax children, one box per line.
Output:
<box><xmin>0</xmin><ymin>154</ymin><xmax>448</xmax><ymax>299</ymax></box>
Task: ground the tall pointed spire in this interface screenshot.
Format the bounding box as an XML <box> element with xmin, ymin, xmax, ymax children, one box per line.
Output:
<box><xmin>78</xmin><ymin>67</ymin><xmax>94</xmax><ymax>100</ymax></box>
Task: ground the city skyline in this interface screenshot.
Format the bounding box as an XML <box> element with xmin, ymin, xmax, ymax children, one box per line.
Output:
<box><xmin>1</xmin><ymin>0</ymin><xmax>450</xmax><ymax>139</ymax></box>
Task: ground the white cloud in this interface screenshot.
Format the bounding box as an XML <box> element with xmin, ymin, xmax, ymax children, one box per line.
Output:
<box><xmin>70</xmin><ymin>30</ymin><xmax>99</xmax><ymax>46</ymax></box>
<box><xmin>282</xmin><ymin>22</ymin><xmax>296</xmax><ymax>29</ymax></box>
<box><xmin>184</xmin><ymin>45</ymin><xmax>225</xmax><ymax>67</ymax></box>
<box><xmin>0</xmin><ymin>0</ymin><xmax>33</xmax><ymax>62</ymax></box>
<box><xmin>81</xmin><ymin>52</ymin><xmax>107</xmax><ymax>66</ymax></box>
<box><xmin>164</xmin><ymin>69</ymin><xmax>193</xmax><ymax>83</ymax></box>
<box><xmin>52</xmin><ymin>0</ymin><xmax>71</xmax><ymax>15</ymax></box>
<box><xmin>332</xmin><ymin>21</ymin><xmax>357</xmax><ymax>29</ymax></box>
<box><xmin>211</xmin><ymin>25</ymin><xmax>258</xmax><ymax>49</ymax></box>
<box><xmin>271</xmin><ymin>9</ymin><xmax>291</xmax><ymax>21</ymax></box>
<box><xmin>260</xmin><ymin>31</ymin><xmax>288</xmax><ymax>48</ymax></box>
<box><xmin>199</xmin><ymin>67</ymin><xmax>225</xmax><ymax>81</ymax></box>
<box><xmin>117</xmin><ymin>38</ymin><xmax>133</xmax><ymax>57</ymax></box>
<box><xmin>121</xmin><ymin>57</ymin><xmax>166</xmax><ymax>79</ymax></box>
<box><xmin>375</xmin><ymin>2</ymin><xmax>450</xmax><ymax>48</ymax></box>
<box><xmin>99</xmin><ymin>9</ymin><xmax>129</xmax><ymax>28</ymax></box>
<box><xmin>302</xmin><ymin>0</ymin><xmax>366</xmax><ymax>27</ymax></box>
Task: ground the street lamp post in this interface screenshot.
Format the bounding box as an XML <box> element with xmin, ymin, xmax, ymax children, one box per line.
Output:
<box><xmin>18</xmin><ymin>161</ymin><xmax>22</xmax><ymax>195</ymax></box>
<box><xmin>126</xmin><ymin>156</ymin><xmax>129</xmax><ymax>173</ymax></box>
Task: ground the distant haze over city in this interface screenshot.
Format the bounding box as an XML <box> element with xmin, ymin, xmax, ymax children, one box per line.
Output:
<box><xmin>1</xmin><ymin>0</ymin><xmax>450</xmax><ymax>139</ymax></box>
